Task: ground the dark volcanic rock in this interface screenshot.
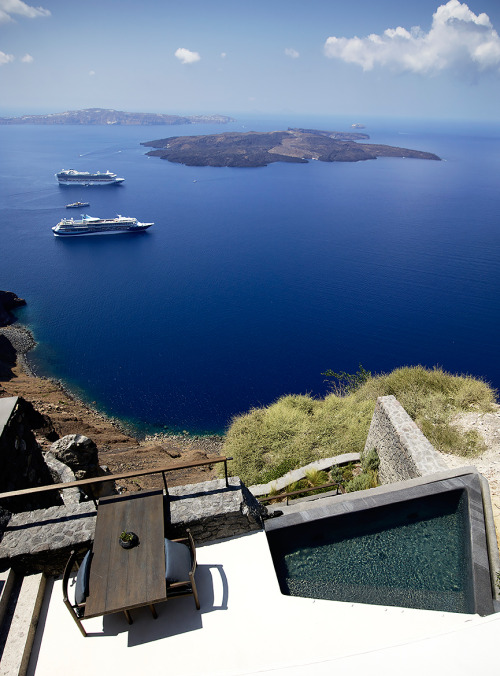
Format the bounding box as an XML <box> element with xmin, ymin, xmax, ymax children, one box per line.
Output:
<box><xmin>0</xmin><ymin>335</ymin><xmax>16</xmax><ymax>380</ymax></box>
<box><xmin>0</xmin><ymin>291</ymin><xmax>26</xmax><ymax>327</ymax></box>
<box><xmin>142</xmin><ymin>129</ymin><xmax>441</xmax><ymax>168</ymax></box>
<box><xmin>0</xmin><ymin>397</ymin><xmax>60</xmax><ymax>513</ymax></box>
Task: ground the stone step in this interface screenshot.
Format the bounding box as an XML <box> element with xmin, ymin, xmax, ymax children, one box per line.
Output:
<box><xmin>0</xmin><ymin>572</ymin><xmax>46</xmax><ymax>676</ymax></box>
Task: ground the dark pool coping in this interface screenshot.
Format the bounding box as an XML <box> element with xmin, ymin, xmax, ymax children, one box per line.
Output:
<box><xmin>265</xmin><ymin>467</ymin><xmax>498</xmax><ymax>616</ymax></box>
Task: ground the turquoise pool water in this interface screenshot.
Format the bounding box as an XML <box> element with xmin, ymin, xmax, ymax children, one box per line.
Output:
<box><xmin>267</xmin><ymin>490</ymin><xmax>474</xmax><ymax>614</ymax></box>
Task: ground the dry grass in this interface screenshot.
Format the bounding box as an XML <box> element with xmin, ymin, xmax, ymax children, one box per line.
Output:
<box><xmin>223</xmin><ymin>366</ymin><xmax>497</xmax><ymax>485</ymax></box>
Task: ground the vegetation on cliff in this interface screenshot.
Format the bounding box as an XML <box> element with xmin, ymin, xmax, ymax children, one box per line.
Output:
<box><xmin>223</xmin><ymin>366</ymin><xmax>497</xmax><ymax>485</ymax></box>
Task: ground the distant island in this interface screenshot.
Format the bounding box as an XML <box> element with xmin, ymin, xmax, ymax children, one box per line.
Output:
<box><xmin>0</xmin><ymin>108</ymin><xmax>235</xmax><ymax>126</ymax></box>
<box><xmin>142</xmin><ymin>128</ymin><xmax>441</xmax><ymax>168</ymax></box>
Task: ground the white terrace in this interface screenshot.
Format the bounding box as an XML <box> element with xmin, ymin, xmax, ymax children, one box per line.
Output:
<box><xmin>27</xmin><ymin>530</ymin><xmax>500</xmax><ymax>676</ymax></box>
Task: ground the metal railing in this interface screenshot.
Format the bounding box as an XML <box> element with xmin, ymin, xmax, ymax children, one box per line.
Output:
<box><xmin>0</xmin><ymin>456</ymin><xmax>233</xmax><ymax>508</ymax></box>
<box><xmin>258</xmin><ymin>481</ymin><xmax>341</xmax><ymax>506</ymax></box>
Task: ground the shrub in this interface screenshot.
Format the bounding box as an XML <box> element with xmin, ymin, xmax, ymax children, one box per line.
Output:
<box><xmin>304</xmin><ymin>468</ymin><xmax>329</xmax><ymax>487</ymax></box>
<box><xmin>344</xmin><ymin>471</ymin><xmax>377</xmax><ymax>493</ymax></box>
<box><xmin>341</xmin><ymin>464</ymin><xmax>355</xmax><ymax>482</ymax></box>
<box><xmin>361</xmin><ymin>448</ymin><xmax>380</xmax><ymax>472</ymax></box>
<box><xmin>329</xmin><ymin>466</ymin><xmax>344</xmax><ymax>484</ymax></box>
<box><xmin>322</xmin><ymin>364</ymin><xmax>372</xmax><ymax>396</ymax></box>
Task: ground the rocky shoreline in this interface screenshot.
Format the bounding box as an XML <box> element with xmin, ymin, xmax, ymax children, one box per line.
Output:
<box><xmin>0</xmin><ymin>321</ymin><xmax>225</xmax><ymax>491</ymax></box>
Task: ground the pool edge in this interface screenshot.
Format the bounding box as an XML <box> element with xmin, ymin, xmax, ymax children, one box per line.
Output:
<box><xmin>264</xmin><ymin>467</ymin><xmax>498</xmax><ymax>616</ymax></box>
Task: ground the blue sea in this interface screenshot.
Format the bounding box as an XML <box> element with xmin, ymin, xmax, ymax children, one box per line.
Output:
<box><xmin>1</xmin><ymin>114</ymin><xmax>499</xmax><ymax>435</ymax></box>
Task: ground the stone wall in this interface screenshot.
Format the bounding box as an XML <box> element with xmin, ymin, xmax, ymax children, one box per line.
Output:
<box><xmin>364</xmin><ymin>395</ymin><xmax>448</xmax><ymax>483</ymax></box>
<box><xmin>0</xmin><ymin>477</ymin><xmax>265</xmax><ymax>575</ymax></box>
<box><xmin>166</xmin><ymin>477</ymin><xmax>265</xmax><ymax>543</ymax></box>
<box><xmin>0</xmin><ymin>501</ymin><xmax>97</xmax><ymax>575</ymax></box>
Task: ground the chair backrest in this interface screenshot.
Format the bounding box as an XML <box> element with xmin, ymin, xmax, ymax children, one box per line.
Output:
<box><xmin>186</xmin><ymin>529</ymin><xmax>196</xmax><ymax>575</ymax></box>
<box><xmin>166</xmin><ymin>529</ymin><xmax>200</xmax><ymax>609</ymax></box>
<box><xmin>62</xmin><ymin>550</ymin><xmax>80</xmax><ymax>605</ymax></box>
<box><xmin>62</xmin><ymin>549</ymin><xmax>88</xmax><ymax>637</ymax></box>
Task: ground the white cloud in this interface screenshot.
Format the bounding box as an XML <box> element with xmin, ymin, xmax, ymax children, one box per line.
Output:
<box><xmin>285</xmin><ymin>47</ymin><xmax>300</xmax><ymax>59</ymax></box>
<box><xmin>21</xmin><ymin>52</ymin><xmax>33</xmax><ymax>63</ymax></box>
<box><xmin>0</xmin><ymin>0</ymin><xmax>50</xmax><ymax>23</ymax></box>
<box><xmin>220</xmin><ymin>52</ymin><xmax>227</xmax><ymax>59</ymax></box>
<box><xmin>0</xmin><ymin>50</ymin><xmax>14</xmax><ymax>64</ymax></box>
<box><xmin>174</xmin><ymin>47</ymin><xmax>201</xmax><ymax>65</ymax></box>
<box><xmin>88</xmin><ymin>70</ymin><xmax>95</xmax><ymax>76</ymax></box>
<box><xmin>324</xmin><ymin>0</ymin><xmax>500</xmax><ymax>76</ymax></box>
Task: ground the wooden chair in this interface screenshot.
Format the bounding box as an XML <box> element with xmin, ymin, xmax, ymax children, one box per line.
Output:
<box><xmin>62</xmin><ymin>549</ymin><xmax>90</xmax><ymax>637</ymax></box>
<box><xmin>165</xmin><ymin>529</ymin><xmax>200</xmax><ymax>610</ymax></box>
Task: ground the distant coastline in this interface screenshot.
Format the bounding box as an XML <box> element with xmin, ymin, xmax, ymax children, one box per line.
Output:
<box><xmin>0</xmin><ymin>108</ymin><xmax>235</xmax><ymax>126</ymax></box>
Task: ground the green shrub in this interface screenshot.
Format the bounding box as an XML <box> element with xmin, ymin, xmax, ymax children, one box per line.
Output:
<box><xmin>329</xmin><ymin>466</ymin><xmax>344</xmax><ymax>484</ymax></box>
<box><xmin>304</xmin><ymin>468</ymin><xmax>329</xmax><ymax>487</ymax></box>
<box><xmin>341</xmin><ymin>464</ymin><xmax>355</xmax><ymax>482</ymax></box>
<box><xmin>344</xmin><ymin>471</ymin><xmax>377</xmax><ymax>493</ymax></box>
<box><xmin>361</xmin><ymin>448</ymin><xmax>380</xmax><ymax>472</ymax></box>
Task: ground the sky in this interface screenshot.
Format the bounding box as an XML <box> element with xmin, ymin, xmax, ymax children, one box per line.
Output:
<box><xmin>1</xmin><ymin>0</ymin><xmax>500</xmax><ymax>121</ymax></box>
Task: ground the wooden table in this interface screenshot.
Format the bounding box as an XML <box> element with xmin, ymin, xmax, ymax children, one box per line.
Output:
<box><xmin>85</xmin><ymin>489</ymin><xmax>166</xmax><ymax>622</ymax></box>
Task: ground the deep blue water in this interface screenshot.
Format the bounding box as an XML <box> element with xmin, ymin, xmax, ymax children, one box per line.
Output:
<box><xmin>1</xmin><ymin>115</ymin><xmax>499</xmax><ymax>435</ymax></box>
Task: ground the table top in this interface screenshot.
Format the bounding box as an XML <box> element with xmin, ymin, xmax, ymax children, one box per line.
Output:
<box><xmin>85</xmin><ymin>489</ymin><xmax>166</xmax><ymax>619</ymax></box>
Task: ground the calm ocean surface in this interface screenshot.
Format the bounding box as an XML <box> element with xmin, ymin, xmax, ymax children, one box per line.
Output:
<box><xmin>1</xmin><ymin>114</ymin><xmax>499</xmax><ymax>435</ymax></box>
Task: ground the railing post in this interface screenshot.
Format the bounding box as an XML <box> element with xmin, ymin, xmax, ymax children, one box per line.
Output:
<box><xmin>162</xmin><ymin>471</ymin><xmax>169</xmax><ymax>496</ymax></box>
<box><xmin>224</xmin><ymin>459</ymin><xmax>228</xmax><ymax>488</ymax></box>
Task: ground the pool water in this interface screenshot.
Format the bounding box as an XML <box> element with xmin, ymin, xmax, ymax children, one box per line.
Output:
<box><xmin>267</xmin><ymin>490</ymin><xmax>474</xmax><ymax>614</ymax></box>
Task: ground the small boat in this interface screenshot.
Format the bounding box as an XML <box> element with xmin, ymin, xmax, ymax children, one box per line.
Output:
<box><xmin>65</xmin><ymin>202</ymin><xmax>90</xmax><ymax>208</ymax></box>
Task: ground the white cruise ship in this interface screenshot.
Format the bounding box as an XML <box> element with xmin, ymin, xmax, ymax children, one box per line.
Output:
<box><xmin>52</xmin><ymin>214</ymin><xmax>153</xmax><ymax>237</ymax></box>
<box><xmin>55</xmin><ymin>169</ymin><xmax>124</xmax><ymax>186</ymax></box>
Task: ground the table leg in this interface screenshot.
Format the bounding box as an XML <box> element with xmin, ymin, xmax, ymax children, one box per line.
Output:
<box><xmin>123</xmin><ymin>609</ymin><xmax>133</xmax><ymax>624</ymax></box>
<box><xmin>149</xmin><ymin>604</ymin><xmax>158</xmax><ymax>619</ymax></box>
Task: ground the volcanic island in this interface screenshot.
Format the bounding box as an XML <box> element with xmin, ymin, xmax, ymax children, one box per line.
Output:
<box><xmin>141</xmin><ymin>127</ymin><xmax>441</xmax><ymax>168</ymax></box>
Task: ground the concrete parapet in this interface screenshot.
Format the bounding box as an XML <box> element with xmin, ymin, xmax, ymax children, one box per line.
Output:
<box><xmin>364</xmin><ymin>395</ymin><xmax>448</xmax><ymax>483</ymax></box>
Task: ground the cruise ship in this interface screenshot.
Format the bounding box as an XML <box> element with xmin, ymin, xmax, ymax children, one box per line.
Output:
<box><xmin>55</xmin><ymin>169</ymin><xmax>124</xmax><ymax>186</ymax></box>
<box><xmin>52</xmin><ymin>214</ymin><xmax>153</xmax><ymax>237</ymax></box>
